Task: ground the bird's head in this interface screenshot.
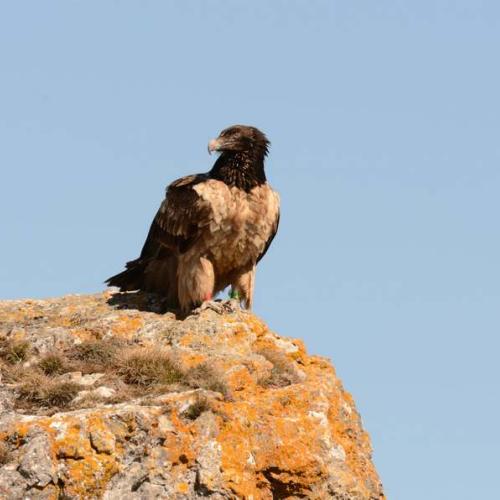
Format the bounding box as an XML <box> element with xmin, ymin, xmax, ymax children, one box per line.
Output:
<box><xmin>208</xmin><ymin>125</ymin><xmax>270</xmax><ymax>157</ymax></box>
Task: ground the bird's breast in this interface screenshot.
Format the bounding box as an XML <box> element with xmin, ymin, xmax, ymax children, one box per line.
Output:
<box><xmin>192</xmin><ymin>180</ymin><xmax>279</xmax><ymax>270</ymax></box>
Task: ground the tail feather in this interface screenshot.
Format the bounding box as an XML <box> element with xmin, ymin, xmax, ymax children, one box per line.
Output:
<box><xmin>105</xmin><ymin>259</ymin><xmax>148</xmax><ymax>291</ymax></box>
<box><xmin>105</xmin><ymin>256</ymin><xmax>179</xmax><ymax>308</ymax></box>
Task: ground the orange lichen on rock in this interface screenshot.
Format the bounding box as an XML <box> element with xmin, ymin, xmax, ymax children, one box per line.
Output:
<box><xmin>109</xmin><ymin>315</ymin><xmax>144</xmax><ymax>337</ymax></box>
<box><xmin>0</xmin><ymin>292</ymin><xmax>384</xmax><ymax>499</ymax></box>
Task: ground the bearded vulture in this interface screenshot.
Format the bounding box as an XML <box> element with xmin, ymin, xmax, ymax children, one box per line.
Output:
<box><xmin>106</xmin><ymin>125</ymin><xmax>280</xmax><ymax>312</ymax></box>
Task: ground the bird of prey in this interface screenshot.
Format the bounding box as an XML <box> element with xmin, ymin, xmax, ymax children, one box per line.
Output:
<box><xmin>106</xmin><ymin>125</ymin><xmax>280</xmax><ymax>312</ymax></box>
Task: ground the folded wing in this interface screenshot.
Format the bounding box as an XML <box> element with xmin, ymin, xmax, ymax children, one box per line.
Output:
<box><xmin>105</xmin><ymin>174</ymin><xmax>213</xmax><ymax>304</ymax></box>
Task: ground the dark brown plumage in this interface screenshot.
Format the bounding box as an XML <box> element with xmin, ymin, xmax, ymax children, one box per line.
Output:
<box><xmin>106</xmin><ymin>125</ymin><xmax>280</xmax><ymax>312</ymax></box>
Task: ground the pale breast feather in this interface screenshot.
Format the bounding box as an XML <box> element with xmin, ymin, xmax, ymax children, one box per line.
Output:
<box><xmin>189</xmin><ymin>181</ymin><xmax>280</xmax><ymax>269</ymax></box>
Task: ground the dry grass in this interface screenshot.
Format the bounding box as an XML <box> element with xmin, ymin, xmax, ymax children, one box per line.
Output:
<box><xmin>3</xmin><ymin>336</ymin><xmax>230</xmax><ymax>413</ymax></box>
<box><xmin>38</xmin><ymin>353</ymin><xmax>67</xmax><ymax>375</ymax></box>
<box><xmin>0</xmin><ymin>362</ymin><xmax>30</xmax><ymax>384</ymax></box>
<box><xmin>186</xmin><ymin>362</ymin><xmax>229</xmax><ymax>398</ymax></box>
<box><xmin>182</xmin><ymin>395</ymin><xmax>211</xmax><ymax>420</ymax></box>
<box><xmin>17</xmin><ymin>372</ymin><xmax>81</xmax><ymax>408</ymax></box>
<box><xmin>43</xmin><ymin>382</ymin><xmax>81</xmax><ymax>407</ymax></box>
<box><xmin>67</xmin><ymin>339</ymin><xmax>119</xmax><ymax>372</ymax></box>
<box><xmin>0</xmin><ymin>441</ymin><xmax>10</xmax><ymax>465</ymax></box>
<box><xmin>257</xmin><ymin>349</ymin><xmax>300</xmax><ymax>388</ymax></box>
<box><xmin>115</xmin><ymin>348</ymin><xmax>184</xmax><ymax>387</ymax></box>
<box><xmin>0</xmin><ymin>339</ymin><xmax>30</xmax><ymax>364</ymax></box>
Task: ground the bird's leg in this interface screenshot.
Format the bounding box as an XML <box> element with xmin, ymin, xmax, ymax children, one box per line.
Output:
<box><xmin>191</xmin><ymin>291</ymin><xmax>226</xmax><ymax>314</ymax></box>
<box><xmin>178</xmin><ymin>256</ymin><xmax>216</xmax><ymax>313</ymax></box>
<box><xmin>193</xmin><ymin>298</ymin><xmax>226</xmax><ymax>315</ymax></box>
<box><xmin>192</xmin><ymin>292</ymin><xmax>242</xmax><ymax>316</ymax></box>
<box><xmin>231</xmin><ymin>267</ymin><xmax>256</xmax><ymax>309</ymax></box>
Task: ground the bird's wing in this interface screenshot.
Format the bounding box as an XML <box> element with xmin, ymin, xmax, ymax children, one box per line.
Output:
<box><xmin>257</xmin><ymin>193</ymin><xmax>280</xmax><ymax>263</ymax></box>
<box><xmin>139</xmin><ymin>174</ymin><xmax>213</xmax><ymax>259</ymax></box>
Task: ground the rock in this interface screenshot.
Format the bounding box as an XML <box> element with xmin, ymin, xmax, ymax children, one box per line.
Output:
<box><xmin>0</xmin><ymin>291</ymin><xmax>384</xmax><ymax>499</ymax></box>
<box><xmin>89</xmin><ymin>427</ymin><xmax>116</xmax><ymax>455</ymax></box>
<box><xmin>0</xmin><ymin>468</ymin><xmax>28</xmax><ymax>498</ymax></box>
<box><xmin>59</xmin><ymin>371</ymin><xmax>105</xmax><ymax>386</ymax></box>
<box><xmin>73</xmin><ymin>386</ymin><xmax>116</xmax><ymax>404</ymax></box>
<box><xmin>195</xmin><ymin>439</ymin><xmax>223</xmax><ymax>493</ymax></box>
<box><xmin>18</xmin><ymin>433</ymin><xmax>56</xmax><ymax>487</ymax></box>
<box><xmin>102</xmin><ymin>461</ymin><xmax>149</xmax><ymax>499</ymax></box>
<box><xmin>0</xmin><ymin>389</ymin><xmax>14</xmax><ymax>417</ymax></box>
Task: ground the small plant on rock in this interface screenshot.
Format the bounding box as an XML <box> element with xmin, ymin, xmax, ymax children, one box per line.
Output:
<box><xmin>38</xmin><ymin>353</ymin><xmax>67</xmax><ymax>375</ymax></box>
<box><xmin>0</xmin><ymin>441</ymin><xmax>10</xmax><ymax>465</ymax></box>
<box><xmin>0</xmin><ymin>340</ymin><xmax>31</xmax><ymax>364</ymax></box>
<box><xmin>257</xmin><ymin>349</ymin><xmax>301</xmax><ymax>388</ymax></box>
<box><xmin>186</xmin><ymin>362</ymin><xmax>229</xmax><ymax>398</ymax></box>
<box><xmin>17</xmin><ymin>372</ymin><xmax>81</xmax><ymax>408</ymax></box>
<box><xmin>116</xmin><ymin>347</ymin><xmax>184</xmax><ymax>387</ymax></box>
<box><xmin>182</xmin><ymin>395</ymin><xmax>211</xmax><ymax>420</ymax></box>
<box><xmin>69</xmin><ymin>339</ymin><xmax>117</xmax><ymax>364</ymax></box>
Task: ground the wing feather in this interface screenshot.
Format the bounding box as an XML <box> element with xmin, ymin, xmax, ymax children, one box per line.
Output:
<box><xmin>106</xmin><ymin>174</ymin><xmax>213</xmax><ymax>295</ymax></box>
<box><xmin>257</xmin><ymin>208</ymin><xmax>280</xmax><ymax>263</ymax></box>
<box><xmin>139</xmin><ymin>174</ymin><xmax>212</xmax><ymax>259</ymax></box>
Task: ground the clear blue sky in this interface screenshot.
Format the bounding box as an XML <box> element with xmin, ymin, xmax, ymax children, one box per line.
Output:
<box><xmin>1</xmin><ymin>2</ymin><xmax>499</xmax><ymax>498</ymax></box>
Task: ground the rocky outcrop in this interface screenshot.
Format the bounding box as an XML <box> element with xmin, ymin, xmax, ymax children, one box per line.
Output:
<box><xmin>0</xmin><ymin>292</ymin><xmax>384</xmax><ymax>499</ymax></box>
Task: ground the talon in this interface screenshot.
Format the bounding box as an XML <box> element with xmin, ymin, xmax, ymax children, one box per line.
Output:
<box><xmin>193</xmin><ymin>300</ymin><xmax>225</xmax><ymax>315</ymax></box>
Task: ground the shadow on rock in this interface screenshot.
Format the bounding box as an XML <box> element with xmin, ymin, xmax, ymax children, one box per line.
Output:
<box><xmin>106</xmin><ymin>290</ymin><xmax>175</xmax><ymax>315</ymax></box>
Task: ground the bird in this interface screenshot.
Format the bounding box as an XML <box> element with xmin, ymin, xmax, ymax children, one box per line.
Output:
<box><xmin>106</xmin><ymin>125</ymin><xmax>280</xmax><ymax>313</ymax></box>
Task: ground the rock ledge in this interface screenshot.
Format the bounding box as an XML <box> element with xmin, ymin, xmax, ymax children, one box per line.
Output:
<box><xmin>0</xmin><ymin>292</ymin><xmax>384</xmax><ymax>499</ymax></box>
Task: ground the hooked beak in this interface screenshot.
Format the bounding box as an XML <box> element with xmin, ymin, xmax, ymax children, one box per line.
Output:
<box><xmin>207</xmin><ymin>138</ymin><xmax>221</xmax><ymax>155</ymax></box>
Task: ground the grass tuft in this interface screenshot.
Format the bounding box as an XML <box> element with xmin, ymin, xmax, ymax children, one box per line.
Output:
<box><xmin>17</xmin><ymin>372</ymin><xmax>81</xmax><ymax>408</ymax></box>
<box><xmin>116</xmin><ymin>348</ymin><xmax>184</xmax><ymax>387</ymax></box>
<box><xmin>0</xmin><ymin>441</ymin><xmax>10</xmax><ymax>465</ymax></box>
<box><xmin>43</xmin><ymin>382</ymin><xmax>81</xmax><ymax>407</ymax></box>
<box><xmin>257</xmin><ymin>349</ymin><xmax>301</xmax><ymax>388</ymax></box>
<box><xmin>4</xmin><ymin>338</ymin><xmax>231</xmax><ymax>412</ymax></box>
<box><xmin>0</xmin><ymin>362</ymin><xmax>31</xmax><ymax>384</ymax></box>
<box><xmin>0</xmin><ymin>340</ymin><xmax>31</xmax><ymax>364</ymax></box>
<box><xmin>38</xmin><ymin>353</ymin><xmax>67</xmax><ymax>375</ymax></box>
<box><xmin>69</xmin><ymin>340</ymin><xmax>117</xmax><ymax>366</ymax></box>
<box><xmin>182</xmin><ymin>395</ymin><xmax>211</xmax><ymax>420</ymax></box>
<box><xmin>186</xmin><ymin>362</ymin><xmax>229</xmax><ymax>398</ymax></box>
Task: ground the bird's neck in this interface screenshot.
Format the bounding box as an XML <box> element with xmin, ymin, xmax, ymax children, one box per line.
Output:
<box><xmin>209</xmin><ymin>150</ymin><xmax>267</xmax><ymax>191</ymax></box>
